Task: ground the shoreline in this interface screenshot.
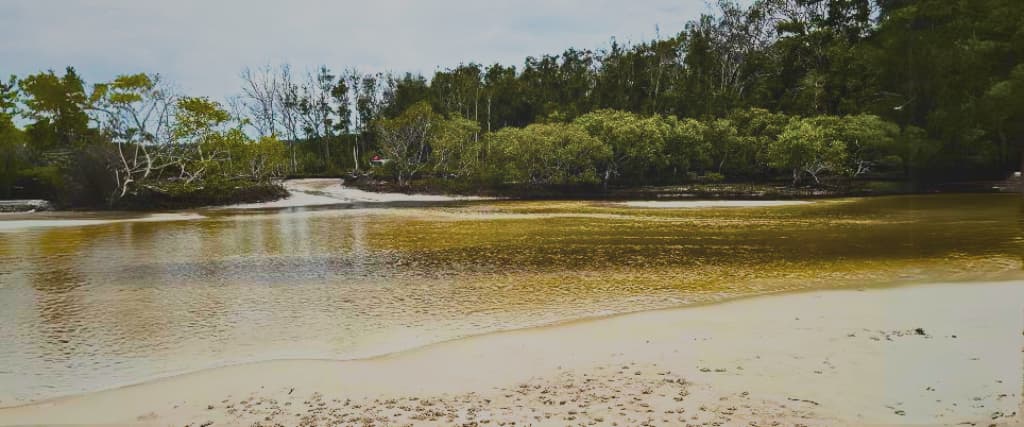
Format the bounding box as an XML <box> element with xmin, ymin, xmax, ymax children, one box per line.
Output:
<box><xmin>221</xmin><ymin>178</ymin><xmax>489</xmax><ymax>210</ymax></box>
<box><xmin>2</xmin><ymin>280</ymin><xmax>1022</xmax><ymax>426</ymax></box>
<box><xmin>5</xmin><ymin>177</ymin><xmax>1016</xmax><ymax>213</ymax></box>
<box><xmin>2</xmin><ymin>270</ymin><xmax>1019</xmax><ymax>408</ymax></box>
<box><xmin>349</xmin><ymin>177</ymin><xmax>1019</xmax><ymax>201</ymax></box>
<box><xmin>0</xmin><ymin>212</ymin><xmax>206</xmax><ymax>232</ymax></box>
<box><xmin>2</xmin><ymin>270</ymin><xmax>1019</xmax><ymax>409</ymax></box>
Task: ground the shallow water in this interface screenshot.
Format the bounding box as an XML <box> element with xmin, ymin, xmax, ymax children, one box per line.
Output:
<box><xmin>0</xmin><ymin>194</ymin><xmax>1021</xmax><ymax>405</ymax></box>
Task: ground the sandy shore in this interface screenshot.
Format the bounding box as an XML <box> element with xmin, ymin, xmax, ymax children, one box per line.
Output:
<box><xmin>0</xmin><ymin>212</ymin><xmax>205</xmax><ymax>232</ymax></box>
<box><xmin>225</xmin><ymin>179</ymin><xmax>488</xmax><ymax>210</ymax></box>
<box><xmin>1</xmin><ymin>281</ymin><xmax>1021</xmax><ymax>426</ymax></box>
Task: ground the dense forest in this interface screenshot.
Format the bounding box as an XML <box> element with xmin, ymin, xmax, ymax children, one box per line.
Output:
<box><xmin>2</xmin><ymin>0</ymin><xmax>1022</xmax><ymax>207</ymax></box>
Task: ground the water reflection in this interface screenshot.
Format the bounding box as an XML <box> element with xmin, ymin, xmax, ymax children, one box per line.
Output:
<box><xmin>1018</xmin><ymin>196</ymin><xmax>1024</xmax><ymax>270</ymax></box>
<box><xmin>0</xmin><ymin>194</ymin><xmax>1021</xmax><ymax>405</ymax></box>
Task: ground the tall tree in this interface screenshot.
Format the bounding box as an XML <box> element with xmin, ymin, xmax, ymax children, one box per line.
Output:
<box><xmin>679</xmin><ymin>1</ymin><xmax>775</xmax><ymax>116</ymax></box>
<box><xmin>298</xmin><ymin>66</ymin><xmax>339</xmax><ymax>170</ymax></box>
<box><xmin>574</xmin><ymin>109</ymin><xmax>670</xmax><ymax>188</ymax></box>
<box><xmin>240</xmin><ymin>64</ymin><xmax>280</xmax><ymax>138</ymax></box>
<box><xmin>482</xmin><ymin>64</ymin><xmax>525</xmax><ymax>130</ymax></box>
<box><xmin>376</xmin><ymin>102</ymin><xmax>435</xmax><ymax>186</ymax></box>
<box><xmin>276</xmin><ymin>64</ymin><xmax>303</xmax><ymax>173</ymax></box>
<box><xmin>349</xmin><ymin>71</ymin><xmax>386</xmax><ymax>171</ymax></box>
<box><xmin>20</xmin><ymin>67</ymin><xmax>95</xmax><ymax>149</ymax></box>
<box><xmin>89</xmin><ymin>73</ymin><xmax>177</xmax><ymax>199</ymax></box>
<box><xmin>0</xmin><ymin>75</ymin><xmax>26</xmax><ymax>197</ymax></box>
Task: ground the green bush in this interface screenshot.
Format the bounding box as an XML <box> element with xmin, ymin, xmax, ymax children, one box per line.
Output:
<box><xmin>14</xmin><ymin>165</ymin><xmax>63</xmax><ymax>199</ymax></box>
<box><xmin>700</xmin><ymin>172</ymin><xmax>726</xmax><ymax>183</ymax></box>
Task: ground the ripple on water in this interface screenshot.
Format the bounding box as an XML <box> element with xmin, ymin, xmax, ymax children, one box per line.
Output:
<box><xmin>0</xmin><ymin>194</ymin><xmax>1021</xmax><ymax>404</ymax></box>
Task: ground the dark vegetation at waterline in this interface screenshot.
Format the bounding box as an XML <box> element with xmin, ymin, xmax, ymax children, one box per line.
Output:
<box><xmin>1</xmin><ymin>0</ymin><xmax>1022</xmax><ymax>208</ymax></box>
<box><xmin>349</xmin><ymin>176</ymin><xmax>1015</xmax><ymax>201</ymax></box>
<box><xmin>111</xmin><ymin>180</ymin><xmax>289</xmax><ymax>211</ymax></box>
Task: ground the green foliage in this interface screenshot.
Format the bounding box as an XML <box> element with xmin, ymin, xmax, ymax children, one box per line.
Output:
<box><xmin>896</xmin><ymin>126</ymin><xmax>942</xmax><ymax>177</ymax></box>
<box><xmin>173</xmin><ymin>97</ymin><xmax>231</xmax><ymax>142</ymax></box>
<box><xmin>663</xmin><ymin>117</ymin><xmax>709</xmax><ymax>180</ymax></box>
<box><xmin>241</xmin><ymin>136</ymin><xmax>289</xmax><ymax>182</ymax></box>
<box><xmin>0</xmin><ymin>77</ymin><xmax>27</xmax><ymax>198</ymax></box>
<box><xmin>430</xmin><ymin>114</ymin><xmax>482</xmax><ymax>179</ymax></box>
<box><xmin>205</xmin><ymin>0</ymin><xmax>1024</xmax><ymax>184</ymax></box>
<box><xmin>15</xmin><ymin>165</ymin><xmax>63</xmax><ymax>197</ymax></box>
<box><xmin>119</xmin><ymin>178</ymin><xmax>288</xmax><ymax>210</ymax></box>
<box><xmin>831</xmin><ymin>114</ymin><xmax>901</xmax><ymax>176</ymax></box>
<box><xmin>3</xmin><ymin>72</ymin><xmax>288</xmax><ymax>206</ymax></box>
<box><xmin>376</xmin><ymin>102</ymin><xmax>484</xmax><ymax>185</ymax></box>
<box><xmin>20</xmin><ymin>67</ymin><xmax>96</xmax><ymax>149</ymax></box>
<box><xmin>0</xmin><ymin>75</ymin><xmax>19</xmax><ymax>118</ymax></box>
<box><xmin>700</xmin><ymin>172</ymin><xmax>726</xmax><ymax>183</ymax></box>
<box><xmin>573</xmin><ymin>109</ymin><xmax>670</xmax><ymax>186</ymax></box>
<box><xmin>0</xmin><ymin>132</ymin><xmax>27</xmax><ymax>198</ymax></box>
<box><xmin>166</xmin><ymin>99</ymin><xmax>286</xmax><ymax>185</ymax></box>
<box><xmin>486</xmin><ymin>123</ymin><xmax>611</xmax><ymax>185</ymax></box>
<box><xmin>90</xmin><ymin>73</ymin><xmax>173</xmax><ymax>145</ymax></box>
<box><xmin>768</xmin><ymin>117</ymin><xmax>849</xmax><ymax>184</ymax></box>
<box><xmin>703</xmin><ymin>118</ymin><xmax>740</xmax><ymax>174</ymax></box>
<box><xmin>4</xmin><ymin>0</ymin><xmax>1023</xmax><ymax>204</ymax></box>
<box><xmin>869</xmin><ymin>0</ymin><xmax>1024</xmax><ymax>178</ymax></box>
<box><xmin>726</xmin><ymin>108</ymin><xmax>790</xmax><ymax>178</ymax></box>
<box><xmin>375</xmin><ymin>102</ymin><xmax>436</xmax><ymax>185</ymax></box>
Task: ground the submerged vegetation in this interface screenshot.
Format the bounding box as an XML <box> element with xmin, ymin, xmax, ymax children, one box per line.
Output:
<box><xmin>1</xmin><ymin>0</ymin><xmax>1022</xmax><ymax>207</ymax></box>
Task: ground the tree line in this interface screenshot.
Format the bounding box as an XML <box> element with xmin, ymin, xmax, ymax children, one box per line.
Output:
<box><xmin>374</xmin><ymin>103</ymin><xmax>907</xmax><ymax>189</ymax></box>
<box><xmin>1</xmin><ymin>0</ymin><xmax>1021</xmax><ymax>206</ymax></box>
<box><xmin>0</xmin><ymin>71</ymin><xmax>288</xmax><ymax>206</ymax></box>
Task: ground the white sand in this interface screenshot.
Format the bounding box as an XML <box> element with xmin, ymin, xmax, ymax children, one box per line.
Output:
<box><xmin>0</xmin><ymin>212</ymin><xmax>205</xmax><ymax>232</ymax></box>
<box><xmin>620</xmin><ymin>200</ymin><xmax>812</xmax><ymax>208</ymax></box>
<box><xmin>1</xmin><ymin>280</ymin><xmax>1021</xmax><ymax>426</ymax></box>
<box><xmin>224</xmin><ymin>178</ymin><xmax>488</xmax><ymax>210</ymax></box>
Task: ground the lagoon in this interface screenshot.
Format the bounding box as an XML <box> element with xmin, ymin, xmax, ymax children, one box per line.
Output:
<box><xmin>0</xmin><ymin>194</ymin><xmax>1020</xmax><ymax>406</ymax></box>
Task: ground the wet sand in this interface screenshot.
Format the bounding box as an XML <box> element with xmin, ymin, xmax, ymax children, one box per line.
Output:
<box><xmin>0</xmin><ymin>212</ymin><xmax>205</xmax><ymax>232</ymax></box>
<box><xmin>0</xmin><ymin>178</ymin><xmax>484</xmax><ymax>229</ymax></box>
<box><xmin>225</xmin><ymin>179</ymin><xmax>488</xmax><ymax>209</ymax></box>
<box><xmin>1</xmin><ymin>280</ymin><xmax>1021</xmax><ymax>426</ymax></box>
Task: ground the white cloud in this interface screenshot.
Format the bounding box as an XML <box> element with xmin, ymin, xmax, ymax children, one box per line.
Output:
<box><xmin>0</xmin><ymin>0</ymin><xmax>713</xmax><ymax>100</ymax></box>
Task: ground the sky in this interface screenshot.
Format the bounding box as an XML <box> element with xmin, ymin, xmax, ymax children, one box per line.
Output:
<box><xmin>1</xmin><ymin>0</ymin><xmax>714</xmax><ymax>100</ymax></box>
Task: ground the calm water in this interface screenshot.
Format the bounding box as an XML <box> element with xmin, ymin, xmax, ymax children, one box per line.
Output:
<box><xmin>0</xmin><ymin>194</ymin><xmax>1021</xmax><ymax>405</ymax></box>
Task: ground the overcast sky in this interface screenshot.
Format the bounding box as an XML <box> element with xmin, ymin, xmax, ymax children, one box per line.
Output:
<box><xmin>1</xmin><ymin>0</ymin><xmax>714</xmax><ymax>100</ymax></box>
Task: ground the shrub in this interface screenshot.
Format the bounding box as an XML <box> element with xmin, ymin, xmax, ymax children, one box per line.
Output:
<box><xmin>700</xmin><ymin>172</ymin><xmax>726</xmax><ymax>183</ymax></box>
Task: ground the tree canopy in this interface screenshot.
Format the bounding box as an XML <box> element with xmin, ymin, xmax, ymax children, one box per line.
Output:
<box><xmin>2</xmin><ymin>0</ymin><xmax>1021</xmax><ymax>205</ymax></box>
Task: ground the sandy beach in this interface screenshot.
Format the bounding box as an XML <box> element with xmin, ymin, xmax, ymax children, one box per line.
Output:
<box><xmin>0</xmin><ymin>212</ymin><xmax>206</xmax><ymax>232</ymax></box>
<box><xmin>0</xmin><ymin>178</ymin><xmax>483</xmax><ymax>231</ymax></box>
<box><xmin>1</xmin><ymin>280</ymin><xmax>1021</xmax><ymax>426</ymax></box>
<box><xmin>224</xmin><ymin>179</ymin><xmax>489</xmax><ymax>210</ymax></box>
